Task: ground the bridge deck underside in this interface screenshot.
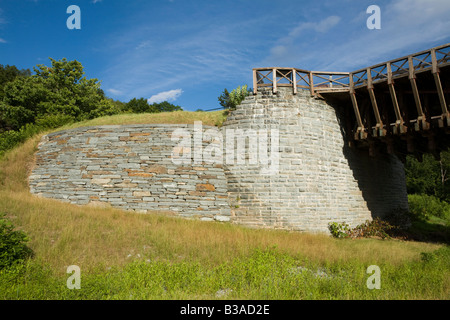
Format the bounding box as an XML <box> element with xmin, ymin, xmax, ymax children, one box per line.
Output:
<box><xmin>252</xmin><ymin>44</ymin><xmax>450</xmax><ymax>161</ymax></box>
<box><xmin>322</xmin><ymin>64</ymin><xmax>450</xmax><ymax>161</ymax></box>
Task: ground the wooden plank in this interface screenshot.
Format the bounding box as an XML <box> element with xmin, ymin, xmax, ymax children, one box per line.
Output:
<box><xmin>349</xmin><ymin>74</ymin><xmax>365</xmax><ymax>139</ymax></box>
<box><xmin>315</xmin><ymin>88</ymin><xmax>350</xmax><ymax>93</ymax></box>
<box><xmin>431</xmin><ymin>49</ymin><xmax>449</xmax><ymax>119</ymax></box>
<box><xmin>410</xmin><ymin>79</ymin><xmax>424</xmax><ymax>117</ymax></box>
<box><xmin>272</xmin><ymin>68</ymin><xmax>277</xmax><ymax>94</ymax></box>
<box><xmin>309</xmin><ymin>71</ymin><xmax>314</xmax><ymax>96</ymax></box>
<box><xmin>408</xmin><ymin>56</ymin><xmax>427</xmax><ymax>131</ymax></box>
<box><xmin>253</xmin><ymin>69</ymin><xmax>258</xmax><ymax>95</ymax></box>
<box><xmin>311</xmin><ymin>71</ymin><xmax>350</xmax><ymax>75</ymax></box>
<box><xmin>433</xmin><ymin>73</ymin><xmax>448</xmax><ymax>114</ymax></box>
<box><xmin>367</xmin><ymin>68</ymin><xmax>384</xmax><ymax>134</ymax></box>
<box><xmin>292</xmin><ymin>68</ymin><xmax>297</xmax><ymax>95</ymax></box>
<box><xmin>387</xmin><ymin>63</ymin><xmax>406</xmax><ymax>134</ymax></box>
<box><xmin>408</xmin><ymin>56</ymin><xmax>416</xmax><ymax>80</ymax></box>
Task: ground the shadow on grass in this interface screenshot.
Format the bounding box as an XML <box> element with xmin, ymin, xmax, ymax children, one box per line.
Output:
<box><xmin>388</xmin><ymin>218</ymin><xmax>450</xmax><ymax>245</ymax></box>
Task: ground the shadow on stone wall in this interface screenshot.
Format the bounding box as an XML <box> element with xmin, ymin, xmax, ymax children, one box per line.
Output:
<box><xmin>332</xmin><ymin>103</ymin><xmax>409</xmax><ymax>220</ymax></box>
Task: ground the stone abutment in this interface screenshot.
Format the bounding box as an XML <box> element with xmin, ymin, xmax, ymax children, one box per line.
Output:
<box><xmin>29</xmin><ymin>87</ymin><xmax>409</xmax><ymax>233</ymax></box>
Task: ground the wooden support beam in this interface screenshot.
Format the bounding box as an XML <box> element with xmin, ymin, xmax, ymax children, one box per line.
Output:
<box><xmin>292</xmin><ymin>68</ymin><xmax>297</xmax><ymax>95</ymax></box>
<box><xmin>397</xmin><ymin>92</ymin><xmax>409</xmax><ymax>127</ymax></box>
<box><xmin>367</xmin><ymin>68</ymin><xmax>385</xmax><ymax>137</ymax></box>
<box><xmin>431</xmin><ymin>49</ymin><xmax>449</xmax><ymax>127</ymax></box>
<box><xmin>408</xmin><ymin>56</ymin><xmax>429</xmax><ymax>131</ymax></box>
<box><xmin>253</xmin><ymin>69</ymin><xmax>258</xmax><ymax>95</ymax></box>
<box><xmin>349</xmin><ymin>73</ymin><xmax>366</xmax><ymax>139</ymax></box>
<box><xmin>272</xmin><ymin>68</ymin><xmax>277</xmax><ymax>94</ymax></box>
<box><xmin>387</xmin><ymin>62</ymin><xmax>407</xmax><ymax>135</ymax></box>
<box><xmin>309</xmin><ymin>71</ymin><xmax>314</xmax><ymax>96</ymax></box>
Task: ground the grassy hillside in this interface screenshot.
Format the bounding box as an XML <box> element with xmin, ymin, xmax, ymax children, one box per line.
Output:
<box><xmin>62</xmin><ymin>110</ymin><xmax>228</xmax><ymax>129</ymax></box>
<box><xmin>0</xmin><ymin>111</ymin><xmax>448</xmax><ymax>300</ymax></box>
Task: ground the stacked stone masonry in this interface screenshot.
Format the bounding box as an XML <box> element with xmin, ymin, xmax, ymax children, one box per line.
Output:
<box><xmin>29</xmin><ymin>87</ymin><xmax>409</xmax><ymax>233</ymax></box>
<box><xmin>29</xmin><ymin>124</ymin><xmax>231</xmax><ymax>222</ymax></box>
<box><xmin>223</xmin><ymin>87</ymin><xmax>408</xmax><ymax>232</ymax></box>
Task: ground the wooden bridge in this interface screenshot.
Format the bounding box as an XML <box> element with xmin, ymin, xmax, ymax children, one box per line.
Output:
<box><xmin>253</xmin><ymin>43</ymin><xmax>450</xmax><ymax>161</ymax></box>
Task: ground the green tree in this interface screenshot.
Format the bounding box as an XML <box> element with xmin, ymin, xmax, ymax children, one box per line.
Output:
<box><xmin>405</xmin><ymin>151</ymin><xmax>450</xmax><ymax>202</ymax></box>
<box><xmin>123</xmin><ymin>99</ymin><xmax>182</xmax><ymax>114</ymax></box>
<box><xmin>0</xmin><ymin>213</ymin><xmax>34</xmax><ymax>269</ymax></box>
<box><xmin>107</xmin><ymin>98</ymin><xmax>126</xmax><ymax>113</ymax></box>
<box><xmin>0</xmin><ymin>64</ymin><xmax>31</xmax><ymax>100</ymax></box>
<box><xmin>151</xmin><ymin>101</ymin><xmax>182</xmax><ymax>112</ymax></box>
<box><xmin>218</xmin><ymin>85</ymin><xmax>251</xmax><ymax>110</ymax></box>
<box><xmin>125</xmin><ymin>98</ymin><xmax>157</xmax><ymax>113</ymax></box>
<box><xmin>0</xmin><ymin>58</ymin><xmax>117</xmax><ymax>131</ymax></box>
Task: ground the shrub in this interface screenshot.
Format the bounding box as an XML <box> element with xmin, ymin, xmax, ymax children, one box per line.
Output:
<box><xmin>35</xmin><ymin>114</ymin><xmax>75</xmax><ymax>129</ymax></box>
<box><xmin>218</xmin><ymin>85</ymin><xmax>251</xmax><ymax>110</ymax></box>
<box><xmin>328</xmin><ymin>222</ymin><xmax>351</xmax><ymax>239</ymax></box>
<box><xmin>0</xmin><ymin>116</ymin><xmax>73</xmax><ymax>157</ymax></box>
<box><xmin>0</xmin><ymin>130</ymin><xmax>24</xmax><ymax>155</ymax></box>
<box><xmin>328</xmin><ymin>218</ymin><xmax>394</xmax><ymax>239</ymax></box>
<box><xmin>0</xmin><ymin>213</ymin><xmax>34</xmax><ymax>270</ymax></box>
<box><xmin>350</xmin><ymin>218</ymin><xmax>393</xmax><ymax>239</ymax></box>
<box><xmin>408</xmin><ymin>194</ymin><xmax>450</xmax><ymax>221</ymax></box>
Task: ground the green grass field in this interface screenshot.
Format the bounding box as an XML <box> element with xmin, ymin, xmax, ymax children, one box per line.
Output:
<box><xmin>0</xmin><ymin>111</ymin><xmax>448</xmax><ymax>300</ymax></box>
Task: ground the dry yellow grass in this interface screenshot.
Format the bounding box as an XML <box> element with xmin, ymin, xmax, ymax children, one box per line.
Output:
<box><xmin>62</xmin><ymin>110</ymin><xmax>228</xmax><ymax>129</ymax></box>
<box><xmin>0</xmin><ymin>112</ymin><xmax>442</xmax><ymax>276</ymax></box>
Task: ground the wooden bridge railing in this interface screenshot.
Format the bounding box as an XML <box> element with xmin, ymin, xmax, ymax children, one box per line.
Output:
<box><xmin>253</xmin><ymin>44</ymin><xmax>450</xmax><ymax>95</ymax></box>
<box><xmin>252</xmin><ymin>68</ymin><xmax>350</xmax><ymax>96</ymax></box>
<box><xmin>349</xmin><ymin>43</ymin><xmax>450</xmax><ymax>140</ymax></box>
<box><xmin>252</xmin><ymin>44</ymin><xmax>450</xmax><ymax>146</ymax></box>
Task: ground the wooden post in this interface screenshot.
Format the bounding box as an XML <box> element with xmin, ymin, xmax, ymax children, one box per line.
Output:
<box><xmin>367</xmin><ymin>68</ymin><xmax>385</xmax><ymax>136</ymax></box>
<box><xmin>387</xmin><ymin>62</ymin><xmax>406</xmax><ymax>134</ymax></box>
<box><xmin>408</xmin><ymin>56</ymin><xmax>428</xmax><ymax>131</ymax></box>
<box><xmin>272</xmin><ymin>68</ymin><xmax>277</xmax><ymax>94</ymax></box>
<box><xmin>309</xmin><ymin>71</ymin><xmax>314</xmax><ymax>96</ymax></box>
<box><xmin>431</xmin><ymin>49</ymin><xmax>449</xmax><ymax>127</ymax></box>
<box><xmin>253</xmin><ymin>69</ymin><xmax>258</xmax><ymax>95</ymax></box>
<box><xmin>292</xmin><ymin>68</ymin><xmax>297</xmax><ymax>95</ymax></box>
<box><xmin>349</xmin><ymin>73</ymin><xmax>366</xmax><ymax>139</ymax></box>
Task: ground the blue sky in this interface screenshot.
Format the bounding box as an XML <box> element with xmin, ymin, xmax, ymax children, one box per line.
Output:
<box><xmin>0</xmin><ymin>0</ymin><xmax>449</xmax><ymax>111</ymax></box>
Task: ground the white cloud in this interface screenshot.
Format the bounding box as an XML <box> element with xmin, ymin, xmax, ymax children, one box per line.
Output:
<box><xmin>100</xmin><ymin>16</ymin><xmax>259</xmax><ymax>100</ymax></box>
<box><xmin>107</xmin><ymin>88</ymin><xmax>123</xmax><ymax>95</ymax></box>
<box><xmin>262</xmin><ymin>0</ymin><xmax>450</xmax><ymax>73</ymax></box>
<box><xmin>148</xmin><ymin>89</ymin><xmax>183</xmax><ymax>104</ymax></box>
<box><xmin>0</xmin><ymin>38</ymin><xmax>6</xmax><ymax>43</ymax></box>
<box><xmin>265</xmin><ymin>15</ymin><xmax>342</xmax><ymax>67</ymax></box>
<box><xmin>135</xmin><ymin>40</ymin><xmax>152</xmax><ymax>50</ymax></box>
<box><xmin>288</xmin><ymin>15</ymin><xmax>341</xmax><ymax>38</ymax></box>
<box><xmin>320</xmin><ymin>0</ymin><xmax>450</xmax><ymax>70</ymax></box>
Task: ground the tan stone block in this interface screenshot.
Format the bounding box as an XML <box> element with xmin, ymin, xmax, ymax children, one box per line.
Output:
<box><xmin>196</xmin><ymin>183</ymin><xmax>215</xmax><ymax>191</ymax></box>
<box><xmin>147</xmin><ymin>165</ymin><xmax>167</xmax><ymax>174</ymax></box>
<box><xmin>133</xmin><ymin>191</ymin><xmax>152</xmax><ymax>197</ymax></box>
<box><xmin>91</xmin><ymin>178</ymin><xmax>111</xmax><ymax>185</ymax></box>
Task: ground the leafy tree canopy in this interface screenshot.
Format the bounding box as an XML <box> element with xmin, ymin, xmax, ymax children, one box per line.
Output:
<box><xmin>218</xmin><ymin>84</ymin><xmax>251</xmax><ymax>110</ymax></box>
<box><xmin>0</xmin><ymin>64</ymin><xmax>31</xmax><ymax>101</ymax></box>
<box><xmin>405</xmin><ymin>151</ymin><xmax>450</xmax><ymax>202</ymax></box>
<box><xmin>0</xmin><ymin>58</ymin><xmax>117</xmax><ymax>131</ymax></box>
<box><xmin>123</xmin><ymin>98</ymin><xmax>182</xmax><ymax>114</ymax></box>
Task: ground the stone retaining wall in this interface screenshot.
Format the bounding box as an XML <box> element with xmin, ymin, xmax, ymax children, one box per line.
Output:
<box><xmin>29</xmin><ymin>87</ymin><xmax>409</xmax><ymax>233</ymax></box>
<box><xmin>222</xmin><ymin>87</ymin><xmax>408</xmax><ymax>232</ymax></box>
<box><xmin>29</xmin><ymin>124</ymin><xmax>231</xmax><ymax>221</ymax></box>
